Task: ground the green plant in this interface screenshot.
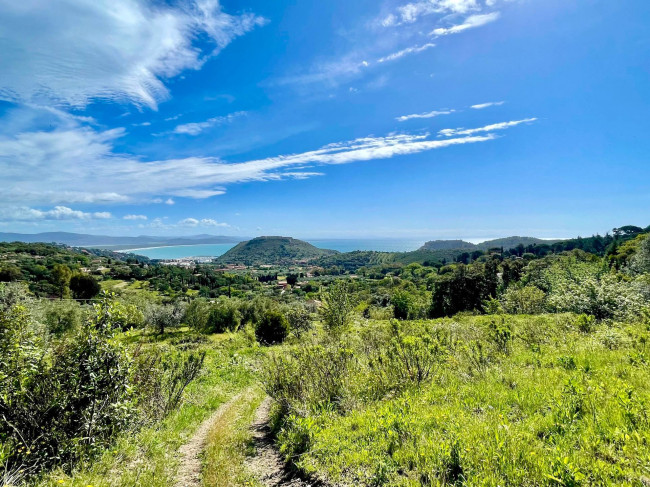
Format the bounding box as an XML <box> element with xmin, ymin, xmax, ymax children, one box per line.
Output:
<box><xmin>575</xmin><ymin>313</ymin><xmax>595</xmax><ymax>333</ymax></box>
<box><xmin>205</xmin><ymin>298</ymin><xmax>241</xmax><ymax>333</ymax></box>
<box><xmin>255</xmin><ymin>309</ymin><xmax>289</xmax><ymax>345</ymax></box>
<box><xmin>320</xmin><ymin>280</ymin><xmax>356</xmax><ymax>332</ymax></box>
<box><xmin>489</xmin><ymin>317</ymin><xmax>513</xmax><ymax>354</ymax></box>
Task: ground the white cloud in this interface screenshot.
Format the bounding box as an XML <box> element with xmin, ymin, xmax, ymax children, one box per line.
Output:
<box><xmin>179</xmin><ymin>217</ymin><xmax>229</xmax><ymax>228</ymax></box>
<box><xmin>0</xmin><ymin>120</ymin><xmax>524</xmax><ymax>207</ymax></box>
<box><xmin>0</xmin><ymin>0</ymin><xmax>266</xmax><ymax>109</ymax></box>
<box><xmin>165</xmin><ymin>198</ymin><xmax>175</xmax><ymax>205</ymax></box>
<box><xmin>276</xmin><ymin>57</ymin><xmax>370</xmax><ymax>87</ymax></box>
<box><xmin>124</xmin><ymin>214</ymin><xmax>148</xmax><ymax>220</ymax></box>
<box><xmin>471</xmin><ymin>101</ymin><xmax>505</xmax><ymax>109</ymax></box>
<box><xmin>438</xmin><ymin>118</ymin><xmax>537</xmax><ymax>137</ymax></box>
<box><xmin>0</xmin><ymin>206</ymin><xmax>112</xmax><ymax>222</ymax></box>
<box><xmin>378</xmin><ymin>43</ymin><xmax>436</xmax><ymax>63</ymax></box>
<box><xmin>385</xmin><ymin>0</ymin><xmax>479</xmax><ymax>25</ymax></box>
<box><xmin>172</xmin><ymin>111</ymin><xmax>246</xmax><ymax>136</ymax></box>
<box><xmin>432</xmin><ymin>12</ymin><xmax>500</xmax><ymax>36</ymax></box>
<box><xmin>396</xmin><ymin>109</ymin><xmax>455</xmax><ymax>122</ymax></box>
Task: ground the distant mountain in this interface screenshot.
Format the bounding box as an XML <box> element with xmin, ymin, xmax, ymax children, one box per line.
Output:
<box><xmin>0</xmin><ymin>232</ymin><xmax>245</xmax><ymax>249</ymax></box>
<box><xmin>420</xmin><ymin>239</ymin><xmax>475</xmax><ymax>251</ymax></box>
<box><xmin>420</xmin><ymin>236</ymin><xmax>560</xmax><ymax>252</ymax></box>
<box><xmin>216</xmin><ymin>236</ymin><xmax>338</xmax><ymax>265</ymax></box>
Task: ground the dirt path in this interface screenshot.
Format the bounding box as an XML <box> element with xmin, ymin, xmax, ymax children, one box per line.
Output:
<box><xmin>246</xmin><ymin>398</ymin><xmax>315</xmax><ymax>487</ymax></box>
<box><xmin>174</xmin><ymin>392</ymin><xmax>244</xmax><ymax>487</ymax></box>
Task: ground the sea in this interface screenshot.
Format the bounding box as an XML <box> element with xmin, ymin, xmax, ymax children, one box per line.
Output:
<box><xmin>122</xmin><ymin>239</ymin><xmax>424</xmax><ymax>260</ymax></box>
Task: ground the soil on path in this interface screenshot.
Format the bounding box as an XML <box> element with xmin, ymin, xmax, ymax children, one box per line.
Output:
<box><xmin>246</xmin><ymin>397</ymin><xmax>315</xmax><ymax>487</ymax></box>
<box><xmin>174</xmin><ymin>392</ymin><xmax>243</xmax><ymax>487</ymax></box>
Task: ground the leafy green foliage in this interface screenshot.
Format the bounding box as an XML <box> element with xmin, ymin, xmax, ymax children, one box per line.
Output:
<box><xmin>0</xmin><ymin>294</ymin><xmax>136</xmax><ymax>476</ymax></box>
<box><xmin>255</xmin><ymin>309</ymin><xmax>290</xmax><ymax>345</ymax></box>
<box><xmin>320</xmin><ymin>280</ymin><xmax>357</xmax><ymax>332</ymax></box>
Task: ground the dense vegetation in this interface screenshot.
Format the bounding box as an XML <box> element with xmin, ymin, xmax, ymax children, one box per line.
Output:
<box><xmin>216</xmin><ymin>236</ymin><xmax>337</xmax><ymax>265</ymax></box>
<box><xmin>0</xmin><ymin>224</ymin><xmax>648</xmax><ymax>486</ymax></box>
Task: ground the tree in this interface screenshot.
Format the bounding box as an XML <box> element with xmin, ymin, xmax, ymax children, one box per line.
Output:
<box><xmin>0</xmin><ymin>265</ymin><xmax>22</xmax><ymax>282</ymax></box>
<box><xmin>286</xmin><ymin>273</ymin><xmax>299</xmax><ymax>286</ymax></box>
<box><xmin>205</xmin><ymin>299</ymin><xmax>241</xmax><ymax>333</ymax></box>
<box><xmin>392</xmin><ymin>289</ymin><xmax>413</xmax><ymax>320</ymax></box>
<box><xmin>320</xmin><ymin>280</ymin><xmax>356</xmax><ymax>332</ymax></box>
<box><xmin>52</xmin><ymin>264</ymin><xmax>72</xmax><ymax>299</ymax></box>
<box><xmin>255</xmin><ymin>310</ymin><xmax>289</xmax><ymax>345</ymax></box>
<box><xmin>631</xmin><ymin>236</ymin><xmax>650</xmax><ymax>274</ymax></box>
<box><xmin>69</xmin><ymin>273</ymin><xmax>101</xmax><ymax>301</ymax></box>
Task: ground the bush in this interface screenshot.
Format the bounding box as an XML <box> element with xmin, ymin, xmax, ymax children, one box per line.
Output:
<box><xmin>205</xmin><ymin>298</ymin><xmax>241</xmax><ymax>333</ymax></box>
<box><xmin>575</xmin><ymin>313</ymin><xmax>595</xmax><ymax>333</ymax></box>
<box><xmin>184</xmin><ymin>299</ymin><xmax>210</xmax><ymax>330</ymax></box>
<box><xmin>501</xmin><ymin>285</ymin><xmax>546</xmax><ymax>314</ymax></box>
<box><xmin>133</xmin><ymin>347</ymin><xmax>206</xmax><ymax>422</ymax></box>
<box><xmin>42</xmin><ymin>299</ymin><xmax>83</xmax><ymax>335</ymax></box>
<box><xmin>256</xmin><ymin>310</ymin><xmax>290</xmax><ymax>345</ymax></box>
<box><xmin>321</xmin><ymin>281</ymin><xmax>356</xmax><ymax>332</ymax></box>
<box><xmin>0</xmin><ymin>295</ymin><xmax>136</xmax><ymax>475</ymax></box>
<box><xmin>69</xmin><ymin>273</ymin><xmax>101</xmax><ymax>301</ymax></box>
<box><xmin>392</xmin><ymin>290</ymin><xmax>413</xmax><ymax>320</ymax></box>
<box><xmin>147</xmin><ymin>302</ymin><xmax>184</xmax><ymax>334</ymax></box>
<box><xmin>285</xmin><ymin>304</ymin><xmax>313</xmax><ymax>337</ymax></box>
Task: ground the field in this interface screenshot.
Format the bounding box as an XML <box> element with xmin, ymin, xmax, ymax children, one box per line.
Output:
<box><xmin>265</xmin><ymin>315</ymin><xmax>650</xmax><ymax>486</ymax></box>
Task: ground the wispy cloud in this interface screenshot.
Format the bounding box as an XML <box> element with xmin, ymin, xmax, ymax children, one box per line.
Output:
<box><xmin>471</xmin><ymin>101</ymin><xmax>505</xmax><ymax>109</ymax></box>
<box><xmin>0</xmin><ymin>206</ymin><xmax>112</xmax><ymax>222</ymax></box>
<box><xmin>0</xmin><ymin>123</ymin><xmax>501</xmax><ymax>206</ymax></box>
<box><xmin>0</xmin><ymin>0</ymin><xmax>266</xmax><ymax>109</ymax></box>
<box><xmin>275</xmin><ymin>57</ymin><xmax>370</xmax><ymax>87</ymax></box>
<box><xmin>383</xmin><ymin>0</ymin><xmax>479</xmax><ymax>26</ymax></box>
<box><xmin>179</xmin><ymin>218</ymin><xmax>229</xmax><ymax>228</ymax></box>
<box><xmin>431</xmin><ymin>12</ymin><xmax>500</xmax><ymax>36</ymax></box>
<box><xmin>377</xmin><ymin>43</ymin><xmax>435</xmax><ymax>63</ymax></box>
<box><xmin>438</xmin><ymin>118</ymin><xmax>537</xmax><ymax>137</ymax></box>
<box><xmin>123</xmin><ymin>214</ymin><xmax>148</xmax><ymax>221</ymax></box>
<box><xmin>172</xmin><ymin>111</ymin><xmax>247</xmax><ymax>136</ymax></box>
<box><xmin>396</xmin><ymin>109</ymin><xmax>455</xmax><ymax>122</ymax></box>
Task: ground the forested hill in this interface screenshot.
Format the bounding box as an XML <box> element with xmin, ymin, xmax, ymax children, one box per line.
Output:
<box><xmin>419</xmin><ymin>239</ymin><xmax>475</xmax><ymax>250</ymax></box>
<box><xmin>420</xmin><ymin>236</ymin><xmax>559</xmax><ymax>252</ymax></box>
<box><xmin>215</xmin><ymin>236</ymin><xmax>337</xmax><ymax>265</ymax></box>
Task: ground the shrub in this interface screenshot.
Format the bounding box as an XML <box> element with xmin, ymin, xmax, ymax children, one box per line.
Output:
<box><xmin>69</xmin><ymin>273</ymin><xmax>101</xmax><ymax>301</ymax></box>
<box><xmin>133</xmin><ymin>347</ymin><xmax>206</xmax><ymax>422</ymax></box>
<box><xmin>392</xmin><ymin>290</ymin><xmax>413</xmax><ymax>320</ymax></box>
<box><xmin>147</xmin><ymin>301</ymin><xmax>184</xmax><ymax>334</ymax></box>
<box><xmin>575</xmin><ymin>313</ymin><xmax>595</xmax><ymax>333</ymax></box>
<box><xmin>501</xmin><ymin>285</ymin><xmax>546</xmax><ymax>314</ymax></box>
<box><xmin>256</xmin><ymin>310</ymin><xmax>290</xmax><ymax>345</ymax></box>
<box><xmin>205</xmin><ymin>298</ymin><xmax>241</xmax><ymax>333</ymax></box>
<box><xmin>285</xmin><ymin>304</ymin><xmax>313</xmax><ymax>337</ymax></box>
<box><xmin>320</xmin><ymin>280</ymin><xmax>356</xmax><ymax>332</ymax></box>
<box><xmin>184</xmin><ymin>299</ymin><xmax>210</xmax><ymax>330</ymax></box>
<box><xmin>385</xmin><ymin>323</ymin><xmax>446</xmax><ymax>385</ymax></box>
<box><xmin>43</xmin><ymin>299</ymin><xmax>83</xmax><ymax>335</ymax></box>
<box><xmin>488</xmin><ymin>317</ymin><xmax>513</xmax><ymax>354</ymax></box>
<box><xmin>0</xmin><ymin>295</ymin><xmax>136</xmax><ymax>475</ymax></box>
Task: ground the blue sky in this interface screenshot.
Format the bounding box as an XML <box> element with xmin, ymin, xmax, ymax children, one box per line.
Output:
<box><xmin>1</xmin><ymin>0</ymin><xmax>649</xmax><ymax>240</ymax></box>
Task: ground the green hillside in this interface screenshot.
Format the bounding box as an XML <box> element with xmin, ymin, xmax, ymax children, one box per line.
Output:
<box><xmin>476</xmin><ymin>236</ymin><xmax>561</xmax><ymax>250</ymax></box>
<box><xmin>216</xmin><ymin>236</ymin><xmax>337</xmax><ymax>265</ymax></box>
<box><xmin>420</xmin><ymin>236</ymin><xmax>562</xmax><ymax>252</ymax></box>
<box><xmin>420</xmin><ymin>239</ymin><xmax>475</xmax><ymax>251</ymax></box>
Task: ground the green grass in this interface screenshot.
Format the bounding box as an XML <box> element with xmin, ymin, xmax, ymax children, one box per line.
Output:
<box><xmin>36</xmin><ymin>328</ymin><xmax>263</xmax><ymax>487</ymax></box>
<box><xmin>269</xmin><ymin>315</ymin><xmax>650</xmax><ymax>486</ymax></box>
<box><xmin>201</xmin><ymin>387</ymin><xmax>266</xmax><ymax>487</ymax></box>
